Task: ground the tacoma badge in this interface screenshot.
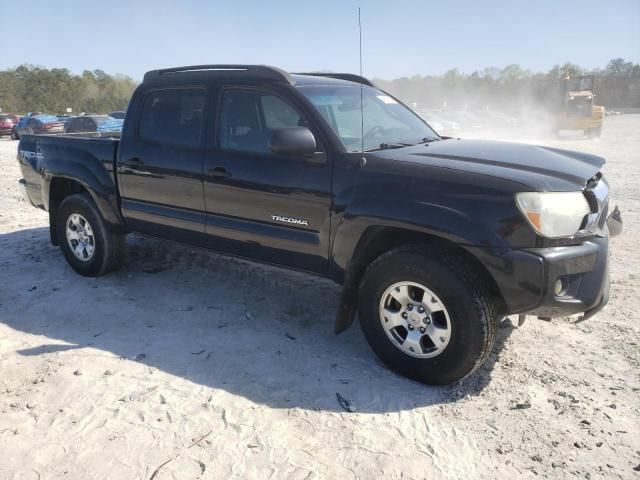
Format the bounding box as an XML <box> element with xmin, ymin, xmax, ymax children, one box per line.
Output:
<box><xmin>271</xmin><ymin>215</ymin><xmax>308</xmax><ymax>226</ymax></box>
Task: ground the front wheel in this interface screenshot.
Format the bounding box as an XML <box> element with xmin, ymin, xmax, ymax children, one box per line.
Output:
<box><xmin>11</xmin><ymin>129</ymin><xmax>19</xmax><ymax>140</ymax></box>
<box><xmin>358</xmin><ymin>246</ymin><xmax>498</xmax><ymax>385</ymax></box>
<box><xmin>56</xmin><ymin>193</ymin><xmax>125</xmax><ymax>276</ymax></box>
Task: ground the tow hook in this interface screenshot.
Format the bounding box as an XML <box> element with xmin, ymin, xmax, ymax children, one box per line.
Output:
<box><xmin>607</xmin><ymin>206</ymin><xmax>622</xmax><ymax>237</ymax></box>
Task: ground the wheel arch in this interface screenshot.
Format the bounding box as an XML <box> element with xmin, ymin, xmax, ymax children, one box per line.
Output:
<box><xmin>48</xmin><ymin>175</ymin><xmax>125</xmax><ymax>245</ymax></box>
<box><xmin>333</xmin><ymin>225</ymin><xmax>507</xmax><ymax>334</ymax></box>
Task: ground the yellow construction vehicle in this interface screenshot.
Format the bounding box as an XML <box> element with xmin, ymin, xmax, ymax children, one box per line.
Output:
<box><xmin>555</xmin><ymin>74</ymin><xmax>605</xmax><ymax>137</ymax></box>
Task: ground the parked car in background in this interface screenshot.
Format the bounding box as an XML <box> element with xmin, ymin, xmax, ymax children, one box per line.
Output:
<box><xmin>65</xmin><ymin>115</ymin><xmax>124</xmax><ymax>134</ymax></box>
<box><xmin>12</xmin><ymin>119</ymin><xmax>25</xmax><ymax>139</ymax></box>
<box><xmin>0</xmin><ymin>114</ymin><xmax>18</xmax><ymax>137</ymax></box>
<box><xmin>56</xmin><ymin>114</ymin><xmax>75</xmax><ymax>124</ymax></box>
<box><xmin>12</xmin><ymin>112</ymin><xmax>41</xmax><ymax>139</ymax></box>
<box><xmin>14</xmin><ymin>114</ymin><xmax>65</xmax><ymax>138</ymax></box>
<box><xmin>107</xmin><ymin>110</ymin><xmax>126</xmax><ymax>119</ymax></box>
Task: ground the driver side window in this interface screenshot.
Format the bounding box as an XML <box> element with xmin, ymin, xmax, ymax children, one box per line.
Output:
<box><xmin>220</xmin><ymin>89</ymin><xmax>308</xmax><ymax>154</ymax></box>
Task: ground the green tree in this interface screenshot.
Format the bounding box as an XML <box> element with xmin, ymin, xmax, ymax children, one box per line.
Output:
<box><xmin>0</xmin><ymin>65</ymin><xmax>137</xmax><ymax>114</ymax></box>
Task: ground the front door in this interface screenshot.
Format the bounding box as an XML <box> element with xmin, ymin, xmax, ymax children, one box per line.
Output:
<box><xmin>118</xmin><ymin>87</ymin><xmax>208</xmax><ymax>244</ymax></box>
<box><xmin>203</xmin><ymin>86</ymin><xmax>333</xmax><ymax>273</ymax></box>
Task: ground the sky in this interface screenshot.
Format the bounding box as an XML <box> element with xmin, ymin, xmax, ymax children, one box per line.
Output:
<box><xmin>2</xmin><ymin>0</ymin><xmax>639</xmax><ymax>80</ymax></box>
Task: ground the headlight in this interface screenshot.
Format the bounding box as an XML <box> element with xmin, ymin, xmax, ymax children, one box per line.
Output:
<box><xmin>515</xmin><ymin>192</ymin><xmax>591</xmax><ymax>238</ymax></box>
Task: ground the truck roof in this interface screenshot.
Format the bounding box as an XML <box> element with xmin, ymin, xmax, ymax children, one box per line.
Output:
<box><xmin>142</xmin><ymin>64</ymin><xmax>375</xmax><ymax>88</ymax></box>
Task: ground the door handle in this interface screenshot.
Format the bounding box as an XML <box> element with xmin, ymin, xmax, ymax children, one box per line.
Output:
<box><xmin>304</xmin><ymin>152</ymin><xmax>327</xmax><ymax>164</ymax></box>
<box><xmin>208</xmin><ymin>166</ymin><xmax>231</xmax><ymax>179</ymax></box>
<box><xmin>119</xmin><ymin>157</ymin><xmax>151</xmax><ymax>175</ymax></box>
<box><xmin>121</xmin><ymin>157</ymin><xmax>144</xmax><ymax>168</ymax></box>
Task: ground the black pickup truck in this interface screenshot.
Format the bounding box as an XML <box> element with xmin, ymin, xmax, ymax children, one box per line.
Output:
<box><xmin>17</xmin><ymin>65</ymin><xmax>622</xmax><ymax>385</ymax></box>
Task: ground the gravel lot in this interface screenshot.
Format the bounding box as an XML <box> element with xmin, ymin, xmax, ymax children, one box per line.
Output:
<box><xmin>0</xmin><ymin>117</ymin><xmax>639</xmax><ymax>479</ymax></box>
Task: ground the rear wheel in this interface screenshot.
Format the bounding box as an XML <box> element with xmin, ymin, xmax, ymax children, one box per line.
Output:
<box><xmin>56</xmin><ymin>193</ymin><xmax>125</xmax><ymax>276</ymax></box>
<box><xmin>11</xmin><ymin>128</ymin><xmax>19</xmax><ymax>140</ymax></box>
<box><xmin>358</xmin><ymin>246</ymin><xmax>498</xmax><ymax>385</ymax></box>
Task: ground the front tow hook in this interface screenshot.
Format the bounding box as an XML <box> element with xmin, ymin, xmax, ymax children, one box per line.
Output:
<box><xmin>607</xmin><ymin>206</ymin><xmax>623</xmax><ymax>237</ymax></box>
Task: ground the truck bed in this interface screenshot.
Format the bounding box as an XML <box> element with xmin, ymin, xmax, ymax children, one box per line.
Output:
<box><xmin>19</xmin><ymin>133</ymin><xmax>120</xmax><ymax>174</ymax></box>
<box><xmin>17</xmin><ymin>133</ymin><xmax>121</xmax><ymax>213</ymax></box>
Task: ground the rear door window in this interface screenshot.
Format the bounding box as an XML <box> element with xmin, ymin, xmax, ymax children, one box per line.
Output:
<box><xmin>139</xmin><ymin>88</ymin><xmax>206</xmax><ymax>147</ymax></box>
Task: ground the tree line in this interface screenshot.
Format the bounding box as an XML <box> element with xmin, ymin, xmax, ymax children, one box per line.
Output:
<box><xmin>373</xmin><ymin>58</ymin><xmax>640</xmax><ymax>114</ymax></box>
<box><xmin>0</xmin><ymin>58</ymin><xmax>638</xmax><ymax>115</ymax></box>
<box><xmin>0</xmin><ymin>65</ymin><xmax>137</xmax><ymax>114</ymax></box>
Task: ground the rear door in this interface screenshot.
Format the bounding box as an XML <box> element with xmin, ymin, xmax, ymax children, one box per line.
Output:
<box><xmin>203</xmin><ymin>86</ymin><xmax>333</xmax><ymax>273</ymax></box>
<box><xmin>83</xmin><ymin>117</ymin><xmax>97</xmax><ymax>132</ymax></box>
<box><xmin>118</xmin><ymin>86</ymin><xmax>209</xmax><ymax>244</ymax></box>
<box><xmin>65</xmin><ymin>118</ymin><xmax>79</xmax><ymax>133</ymax></box>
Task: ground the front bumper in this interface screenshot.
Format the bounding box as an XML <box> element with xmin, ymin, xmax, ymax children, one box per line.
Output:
<box><xmin>524</xmin><ymin>236</ymin><xmax>610</xmax><ymax>318</ymax></box>
<box><xmin>467</xmin><ymin>208</ymin><xmax>622</xmax><ymax>320</ymax></box>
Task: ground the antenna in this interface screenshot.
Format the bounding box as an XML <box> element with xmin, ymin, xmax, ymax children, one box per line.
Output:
<box><xmin>358</xmin><ymin>7</ymin><xmax>366</xmax><ymax>167</ymax></box>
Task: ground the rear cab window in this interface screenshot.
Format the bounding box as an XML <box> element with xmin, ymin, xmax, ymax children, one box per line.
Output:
<box><xmin>138</xmin><ymin>88</ymin><xmax>206</xmax><ymax>147</ymax></box>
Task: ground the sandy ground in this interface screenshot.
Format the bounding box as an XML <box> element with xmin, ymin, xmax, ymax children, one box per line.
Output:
<box><xmin>0</xmin><ymin>116</ymin><xmax>638</xmax><ymax>480</ymax></box>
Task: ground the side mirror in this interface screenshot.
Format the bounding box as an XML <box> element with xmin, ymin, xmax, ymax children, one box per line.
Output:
<box><xmin>269</xmin><ymin>127</ymin><xmax>316</xmax><ymax>156</ymax></box>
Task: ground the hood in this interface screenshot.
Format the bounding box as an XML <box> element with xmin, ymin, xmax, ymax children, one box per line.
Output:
<box><xmin>370</xmin><ymin>138</ymin><xmax>605</xmax><ymax>191</ymax></box>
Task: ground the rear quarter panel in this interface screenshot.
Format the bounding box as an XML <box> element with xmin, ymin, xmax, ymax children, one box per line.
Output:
<box><xmin>17</xmin><ymin>134</ymin><xmax>123</xmax><ymax>226</ymax></box>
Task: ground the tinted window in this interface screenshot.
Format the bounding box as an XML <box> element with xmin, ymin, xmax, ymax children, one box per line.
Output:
<box><xmin>261</xmin><ymin>95</ymin><xmax>301</xmax><ymax>129</ymax></box>
<box><xmin>139</xmin><ymin>88</ymin><xmax>205</xmax><ymax>146</ymax></box>
<box><xmin>34</xmin><ymin>115</ymin><xmax>59</xmax><ymax>124</ymax></box>
<box><xmin>220</xmin><ymin>89</ymin><xmax>305</xmax><ymax>153</ymax></box>
<box><xmin>298</xmin><ymin>85</ymin><xmax>437</xmax><ymax>152</ymax></box>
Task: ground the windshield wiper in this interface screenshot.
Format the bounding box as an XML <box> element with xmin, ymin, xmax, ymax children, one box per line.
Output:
<box><xmin>417</xmin><ymin>137</ymin><xmax>440</xmax><ymax>144</ymax></box>
<box><xmin>364</xmin><ymin>142</ymin><xmax>412</xmax><ymax>152</ymax></box>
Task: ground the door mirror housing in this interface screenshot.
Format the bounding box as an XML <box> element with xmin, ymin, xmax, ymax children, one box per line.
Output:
<box><xmin>269</xmin><ymin>127</ymin><xmax>316</xmax><ymax>156</ymax></box>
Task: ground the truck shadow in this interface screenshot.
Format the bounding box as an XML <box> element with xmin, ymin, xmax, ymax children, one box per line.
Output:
<box><xmin>1</xmin><ymin>227</ymin><xmax>514</xmax><ymax>413</ymax></box>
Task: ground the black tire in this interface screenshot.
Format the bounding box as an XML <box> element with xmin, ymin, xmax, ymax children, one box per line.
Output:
<box><xmin>56</xmin><ymin>193</ymin><xmax>125</xmax><ymax>276</ymax></box>
<box><xmin>11</xmin><ymin>128</ymin><xmax>19</xmax><ymax>140</ymax></box>
<box><xmin>358</xmin><ymin>245</ymin><xmax>497</xmax><ymax>385</ymax></box>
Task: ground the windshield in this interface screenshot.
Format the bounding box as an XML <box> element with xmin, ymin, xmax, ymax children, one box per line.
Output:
<box><xmin>96</xmin><ymin>117</ymin><xmax>124</xmax><ymax>132</ymax></box>
<box><xmin>35</xmin><ymin>115</ymin><xmax>60</xmax><ymax>124</ymax></box>
<box><xmin>98</xmin><ymin>117</ymin><xmax>124</xmax><ymax>132</ymax></box>
<box><xmin>566</xmin><ymin>77</ymin><xmax>594</xmax><ymax>92</ymax></box>
<box><xmin>298</xmin><ymin>84</ymin><xmax>438</xmax><ymax>152</ymax></box>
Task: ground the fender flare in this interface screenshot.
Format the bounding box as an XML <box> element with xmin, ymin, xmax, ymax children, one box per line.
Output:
<box><xmin>43</xmin><ymin>155</ymin><xmax>124</xmax><ymax>231</ymax></box>
<box><xmin>330</xmin><ymin>200</ymin><xmax>507</xmax><ymax>333</ymax></box>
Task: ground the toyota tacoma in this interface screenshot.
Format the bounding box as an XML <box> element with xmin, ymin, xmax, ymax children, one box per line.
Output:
<box><xmin>17</xmin><ymin>65</ymin><xmax>622</xmax><ymax>384</ymax></box>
